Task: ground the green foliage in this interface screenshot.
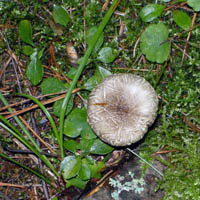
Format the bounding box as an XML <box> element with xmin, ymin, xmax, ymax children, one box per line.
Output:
<box><xmin>97</xmin><ymin>47</ymin><xmax>118</xmax><ymax>63</ymax></box>
<box><xmin>173</xmin><ymin>10</ymin><xmax>192</xmax><ymax>30</ymax></box>
<box><xmin>86</xmin><ymin>26</ymin><xmax>104</xmax><ymax>53</ymax></box>
<box><xmin>52</xmin><ymin>5</ymin><xmax>70</xmax><ymax>27</ymax></box>
<box><xmin>1</xmin><ymin>0</ymin><xmax>200</xmax><ymax>198</ymax></box>
<box><xmin>64</xmin><ymin>108</ymin><xmax>94</xmax><ymax>138</ymax></box>
<box><xmin>41</xmin><ymin>77</ymin><xmax>67</xmax><ymax>95</ymax></box>
<box><xmin>187</xmin><ymin>0</ymin><xmax>200</xmax><ymax>11</ymax></box>
<box><xmin>84</xmin><ymin>66</ymin><xmax>112</xmax><ymax>90</ymax></box>
<box><xmin>140</xmin><ymin>23</ymin><xmax>170</xmax><ymax>63</ymax></box>
<box><xmin>53</xmin><ymin>97</ymin><xmax>74</xmax><ymax>117</ymax></box>
<box><xmin>60</xmin><ymin>155</ymin><xmax>82</xmax><ymax>179</ymax></box>
<box><xmin>139</xmin><ymin>4</ymin><xmax>165</xmax><ymax>22</ymax></box>
<box><xmin>26</xmin><ymin>49</ymin><xmax>44</xmax><ymax>85</ymax></box>
<box><xmin>19</xmin><ymin>20</ymin><xmax>33</xmax><ymax>45</ymax></box>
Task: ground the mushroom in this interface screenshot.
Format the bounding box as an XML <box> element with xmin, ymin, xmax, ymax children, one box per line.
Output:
<box><xmin>87</xmin><ymin>73</ymin><xmax>158</xmax><ymax>146</ymax></box>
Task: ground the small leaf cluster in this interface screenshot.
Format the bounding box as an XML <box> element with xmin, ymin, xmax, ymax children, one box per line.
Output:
<box><xmin>40</xmin><ymin>72</ymin><xmax>113</xmax><ymax>189</ymax></box>
<box><xmin>139</xmin><ymin>0</ymin><xmax>199</xmax><ymax>63</ymax></box>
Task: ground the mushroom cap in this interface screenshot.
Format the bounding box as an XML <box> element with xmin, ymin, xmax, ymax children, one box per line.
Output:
<box><xmin>87</xmin><ymin>73</ymin><xmax>158</xmax><ymax>146</ymax></box>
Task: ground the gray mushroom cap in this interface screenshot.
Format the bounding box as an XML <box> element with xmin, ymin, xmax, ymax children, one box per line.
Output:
<box><xmin>87</xmin><ymin>73</ymin><xmax>158</xmax><ymax>146</ymax></box>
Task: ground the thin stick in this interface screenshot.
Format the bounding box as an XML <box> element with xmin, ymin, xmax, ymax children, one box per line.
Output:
<box><xmin>181</xmin><ymin>13</ymin><xmax>197</xmax><ymax>66</ymax></box>
<box><xmin>3</xmin><ymin>88</ymin><xmax>80</xmax><ymax>119</ymax></box>
<box><xmin>0</xmin><ymin>182</ymin><xmax>25</xmax><ymax>188</ymax></box>
<box><xmin>0</xmin><ymin>89</ymin><xmax>79</xmax><ymax>112</ymax></box>
<box><xmin>19</xmin><ymin>116</ymin><xmax>57</xmax><ymax>155</ymax></box>
<box><xmin>127</xmin><ymin>148</ymin><xmax>163</xmax><ymax>177</ymax></box>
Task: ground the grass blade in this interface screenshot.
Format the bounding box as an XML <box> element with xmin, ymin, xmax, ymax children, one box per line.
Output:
<box><xmin>0</xmin><ymin>152</ymin><xmax>60</xmax><ymax>191</ymax></box>
<box><xmin>59</xmin><ymin>0</ymin><xmax>121</xmax><ymax>160</ymax></box>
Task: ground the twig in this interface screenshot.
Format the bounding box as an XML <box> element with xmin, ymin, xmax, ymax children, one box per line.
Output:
<box><xmin>181</xmin><ymin>13</ymin><xmax>197</xmax><ymax>66</ymax></box>
<box><xmin>0</xmin><ymin>31</ymin><xmax>22</xmax><ymax>92</ymax></box>
<box><xmin>31</xmin><ymin>113</ymin><xmax>50</xmax><ymax>200</ymax></box>
<box><xmin>113</xmin><ymin>67</ymin><xmax>157</xmax><ymax>72</ymax></box>
<box><xmin>3</xmin><ymin>88</ymin><xmax>80</xmax><ymax>119</ymax></box>
<box><xmin>0</xmin><ymin>182</ymin><xmax>25</xmax><ymax>188</ymax></box>
<box><xmin>133</xmin><ymin>36</ymin><xmax>140</xmax><ymax>58</ymax></box>
<box><xmin>126</xmin><ymin>148</ymin><xmax>163</xmax><ymax>177</ymax></box>
<box><xmin>0</xmin><ymin>90</ymin><xmax>77</xmax><ymax>112</ymax></box>
<box><xmin>19</xmin><ymin>115</ymin><xmax>57</xmax><ymax>155</ymax></box>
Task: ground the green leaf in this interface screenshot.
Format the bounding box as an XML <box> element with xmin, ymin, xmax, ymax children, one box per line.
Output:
<box><xmin>86</xmin><ymin>26</ymin><xmax>104</xmax><ymax>53</ymax></box>
<box><xmin>63</xmin><ymin>139</ymin><xmax>78</xmax><ymax>153</ymax></box>
<box><xmin>80</xmin><ymin>124</ymin><xmax>96</xmax><ymax>139</ymax></box>
<box><xmin>140</xmin><ymin>23</ymin><xmax>170</xmax><ymax>63</ymax></box>
<box><xmin>90</xmin><ymin>138</ymin><xmax>114</xmax><ymax>155</ymax></box>
<box><xmin>79</xmin><ymin>138</ymin><xmax>96</xmax><ymax>153</ymax></box>
<box><xmin>26</xmin><ymin>51</ymin><xmax>43</xmax><ymax>85</ymax></box>
<box><xmin>97</xmin><ymin>66</ymin><xmax>112</xmax><ymax>79</ymax></box>
<box><xmin>173</xmin><ymin>10</ymin><xmax>192</xmax><ymax>30</ymax></box>
<box><xmin>79</xmin><ymin>162</ymin><xmax>91</xmax><ymax>181</ymax></box>
<box><xmin>64</xmin><ymin>108</ymin><xmax>94</xmax><ymax>138</ymax></box>
<box><xmin>139</xmin><ymin>4</ymin><xmax>165</xmax><ymax>22</ymax></box>
<box><xmin>84</xmin><ymin>66</ymin><xmax>111</xmax><ymax>90</ymax></box>
<box><xmin>53</xmin><ymin>95</ymin><xmax>74</xmax><ymax>117</ymax></box>
<box><xmin>52</xmin><ymin>5</ymin><xmax>70</xmax><ymax>27</ymax></box>
<box><xmin>60</xmin><ymin>155</ymin><xmax>81</xmax><ymax>179</ymax></box>
<box><xmin>19</xmin><ymin>20</ymin><xmax>33</xmax><ymax>45</ymax></box>
<box><xmin>97</xmin><ymin>47</ymin><xmax>118</xmax><ymax>63</ymax></box>
<box><xmin>66</xmin><ymin>176</ymin><xmax>88</xmax><ymax>190</ymax></box>
<box><xmin>68</xmin><ymin>67</ymin><xmax>78</xmax><ymax>79</ymax></box>
<box><xmin>90</xmin><ymin>160</ymin><xmax>105</xmax><ymax>179</ymax></box>
<box><xmin>187</xmin><ymin>0</ymin><xmax>200</xmax><ymax>11</ymax></box>
<box><xmin>41</xmin><ymin>77</ymin><xmax>67</xmax><ymax>95</ymax></box>
<box><xmin>23</xmin><ymin>45</ymin><xmax>34</xmax><ymax>56</ymax></box>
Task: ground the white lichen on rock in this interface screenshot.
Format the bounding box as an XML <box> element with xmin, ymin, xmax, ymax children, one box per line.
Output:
<box><xmin>87</xmin><ymin>73</ymin><xmax>158</xmax><ymax>146</ymax></box>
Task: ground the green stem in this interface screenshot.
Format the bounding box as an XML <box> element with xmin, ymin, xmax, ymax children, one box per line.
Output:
<box><xmin>0</xmin><ymin>117</ymin><xmax>59</xmax><ymax>177</ymax></box>
<box><xmin>0</xmin><ymin>153</ymin><xmax>60</xmax><ymax>191</ymax></box>
<box><xmin>59</xmin><ymin>0</ymin><xmax>121</xmax><ymax>160</ymax></box>
<box><xmin>0</xmin><ymin>92</ymin><xmax>38</xmax><ymax>148</ymax></box>
<box><xmin>17</xmin><ymin>93</ymin><xmax>61</xmax><ymax>154</ymax></box>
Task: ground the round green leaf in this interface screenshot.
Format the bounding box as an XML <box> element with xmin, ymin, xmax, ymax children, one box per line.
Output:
<box><xmin>139</xmin><ymin>4</ymin><xmax>165</xmax><ymax>22</ymax></box>
<box><xmin>60</xmin><ymin>155</ymin><xmax>81</xmax><ymax>179</ymax></box>
<box><xmin>63</xmin><ymin>139</ymin><xmax>78</xmax><ymax>153</ymax></box>
<box><xmin>187</xmin><ymin>0</ymin><xmax>200</xmax><ymax>11</ymax></box>
<box><xmin>19</xmin><ymin>20</ymin><xmax>33</xmax><ymax>45</ymax></box>
<box><xmin>90</xmin><ymin>138</ymin><xmax>114</xmax><ymax>155</ymax></box>
<box><xmin>86</xmin><ymin>26</ymin><xmax>104</xmax><ymax>53</ymax></box>
<box><xmin>173</xmin><ymin>10</ymin><xmax>192</xmax><ymax>30</ymax></box>
<box><xmin>97</xmin><ymin>47</ymin><xmax>118</xmax><ymax>63</ymax></box>
<box><xmin>53</xmin><ymin>5</ymin><xmax>70</xmax><ymax>27</ymax></box>
<box><xmin>79</xmin><ymin>162</ymin><xmax>91</xmax><ymax>181</ymax></box>
<box><xmin>64</xmin><ymin>108</ymin><xmax>94</xmax><ymax>138</ymax></box>
<box><xmin>140</xmin><ymin>23</ymin><xmax>170</xmax><ymax>63</ymax></box>
<box><xmin>40</xmin><ymin>77</ymin><xmax>67</xmax><ymax>95</ymax></box>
